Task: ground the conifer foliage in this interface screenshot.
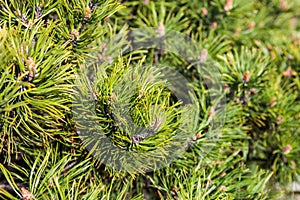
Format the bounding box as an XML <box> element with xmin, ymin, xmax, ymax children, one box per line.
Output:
<box><xmin>0</xmin><ymin>0</ymin><xmax>299</xmax><ymax>199</ymax></box>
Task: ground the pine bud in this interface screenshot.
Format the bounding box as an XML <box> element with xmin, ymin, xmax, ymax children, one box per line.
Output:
<box><xmin>35</xmin><ymin>6</ymin><xmax>42</xmax><ymax>19</ymax></box>
<box><xmin>70</xmin><ymin>29</ymin><xmax>79</xmax><ymax>41</ymax></box>
<box><xmin>110</xmin><ymin>92</ymin><xmax>116</xmax><ymax>102</ymax></box>
<box><xmin>224</xmin><ymin>0</ymin><xmax>233</xmax><ymax>12</ymax></box>
<box><xmin>142</xmin><ymin>0</ymin><xmax>150</xmax><ymax>4</ymax></box>
<box><xmin>280</xmin><ymin>0</ymin><xmax>289</xmax><ymax>11</ymax></box>
<box><xmin>249</xmin><ymin>88</ymin><xmax>258</xmax><ymax>95</ymax></box>
<box><xmin>220</xmin><ymin>185</ymin><xmax>227</xmax><ymax>191</ymax></box>
<box><xmin>20</xmin><ymin>45</ymin><xmax>25</xmax><ymax>63</ymax></box>
<box><xmin>269</xmin><ymin>97</ymin><xmax>277</xmax><ymax>107</ymax></box>
<box><xmin>211</xmin><ymin>22</ymin><xmax>218</xmax><ymax>29</ymax></box>
<box><xmin>242</xmin><ymin>71</ymin><xmax>250</xmax><ymax>83</ymax></box>
<box><xmin>91</xmin><ymin>90</ymin><xmax>98</xmax><ymax>101</ymax></box>
<box><xmin>282</xmin><ymin>144</ymin><xmax>292</xmax><ymax>154</ymax></box>
<box><xmin>206</xmin><ymin>179</ymin><xmax>212</xmax><ymax>188</ymax></box>
<box><xmin>276</xmin><ymin>116</ymin><xmax>283</xmax><ymax>125</ymax></box>
<box><xmin>85</xmin><ymin>7</ymin><xmax>92</xmax><ymax>20</ymax></box>
<box><xmin>97</xmin><ymin>54</ymin><xmax>102</xmax><ymax>61</ymax></box>
<box><xmin>234</xmin><ymin>97</ymin><xmax>241</xmax><ymax>103</ymax></box>
<box><xmin>216</xmin><ymin>132</ymin><xmax>222</xmax><ymax>138</ymax></box>
<box><xmin>282</xmin><ymin>66</ymin><xmax>296</xmax><ymax>78</ymax></box>
<box><xmin>104</xmin><ymin>56</ymin><xmax>112</xmax><ymax>64</ymax></box>
<box><xmin>105</xmin><ymin>16</ymin><xmax>110</xmax><ymax>22</ymax></box>
<box><xmin>247</xmin><ymin>21</ymin><xmax>256</xmax><ymax>30</ymax></box>
<box><xmin>195</xmin><ymin>132</ymin><xmax>202</xmax><ymax>139</ymax></box>
<box><xmin>220</xmin><ymin>172</ymin><xmax>227</xmax><ymax>177</ymax></box>
<box><xmin>209</xmin><ymin>107</ymin><xmax>215</xmax><ymax>117</ymax></box>
<box><xmin>172</xmin><ymin>186</ymin><xmax>178</xmax><ymax>192</ymax></box>
<box><xmin>49</xmin><ymin>180</ymin><xmax>53</xmax><ymax>188</ymax></box>
<box><xmin>138</xmin><ymin>89</ymin><xmax>145</xmax><ymax>98</ymax></box>
<box><xmin>100</xmin><ymin>43</ymin><xmax>107</xmax><ymax>51</ymax></box>
<box><xmin>21</xmin><ymin>14</ymin><xmax>28</xmax><ymax>25</ymax></box>
<box><xmin>27</xmin><ymin>57</ymin><xmax>36</xmax><ymax>82</ymax></box>
<box><xmin>157</xmin><ymin>22</ymin><xmax>165</xmax><ymax>37</ymax></box>
<box><xmin>201</xmin><ymin>7</ymin><xmax>208</xmax><ymax>16</ymax></box>
<box><xmin>150</xmin><ymin>116</ymin><xmax>162</xmax><ymax>130</ymax></box>
<box><xmin>32</xmin><ymin>38</ymin><xmax>36</xmax><ymax>47</ymax></box>
<box><xmin>198</xmin><ymin>49</ymin><xmax>208</xmax><ymax>63</ymax></box>
<box><xmin>21</xmin><ymin>188</ymin><xmax>34</xmax><ymax>200</ymax></box>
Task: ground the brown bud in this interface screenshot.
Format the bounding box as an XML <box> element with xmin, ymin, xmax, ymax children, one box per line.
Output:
<box><xmin>211</xmin><ymin>22</ymin><xmax>218</xmax><ymax>29</ymax></box>
<box><xmin>100</xmin><ymin>43</ymin><xmax>107</xmax><ymax>51</ymax></box>
<box><xmin>195</xmin><ymin>132</ymin><xmax>202</xmax><ymax>139</ymax></box>
<box><xmin>276</xmin><ymin>117</ymin><xmax>283</xmax><ymax>125</ymax></box>
<box><xmin>269</xmin><ymin>97</ymin><xmax>277</xmax><ymax>107</ymax></box>
<box><xmin>220</xmin><ymin>185</ymin><xmax>227</xmax><ymax>191</ymax></box>
<box><xmin>282</xmin><ymin>66</ymin><xmax>296</xmax><ymax>78</ymax></box>
<box><xmin>20</xmin><ymin>44</ymin><xmax>25</xmax><ymax>57</ymax></box>
<box><xmin>35</xmin><ymin>5</ymin><xmax>42</xmax><ymax>19</ymax></box>
<box><xmin>35</xmin><ymin>11</ymin><xmax>39</xmax><ymax>19</ymax></box>
<box><xmin>280</xmin><ymin>0</ymin><xmax>289</xmax><ymax>11</ymax></box>
<box><xmin>282</xmin><ymin>144</ymin><xmax>292</xmax><ymax>154</ymax></box>
<box><xmin>216</xmin><ymin>132</ymin><xmax>222</xmax><ymax>138</ymax></box>
<box><xmin>97</xmin><ymin>54</ymin><xmax>103</xmax><ymax>61</ymax></box>
<box><xmin>142</xmin><ymin>0</ymin><xmax>150</xmax><ymax>4</ymax></box>
<box><xmin>138</xmin><ymin>89</ymin><xmax>145</xmax><ymax>98</ymax></box>
<box><xmin>104</xmin><ymin>56</ymin><xmax>112</xmax><ymax>64</ymax></box>
<box><xmin>27</xmin><ymin>57</ymin><xmax>35</xmax><ymax>68</ymax></box>
<box><xmin>220</xmin><ymin>172</ymin><xmax>227</xmax><ymax>177</ymax></box>
<box><xmin>70</xmin><ymin>29</ymin><xmax>79</xmax><ymax>41</ymax></box>
<box><xmin>155</xmin><ymin>116</ymin><xmax>162</xmax><ymax>129</ymax></box>
<box><xmin>27</xmin><ymin>57</ymin><xmax>36</xmax><ymax>81</ymax></box>
<box><xmin>85</xmin><ymin>7</ymin><xmax>92</xmax><ymax>19</ymax></box>
<box><xmin>249</xmin><ymin>88</ymin><xmax>258</xmax><ymax>95</ymax></box>
<box><xmin>105</xmin><ymin>16</ymin><xmax>110</xmax><ymax>22</ymax></box>
<box><xmin>157</xmin><ymin>22</ymin><xmax>165</xmax><ymax>37</ymax></box>
<box><xmin>242</xmin><ymin>71</ymin><xmax>250</xmax><ymax>83</ymax></box>
<box><xmin>206</xmin><ymin>179</ymin><xmax>212</xmax><ymax>188</ymax></box>
<box><xmin>21</xmin><ymin>188</ymin><xmax>34</xmax><ymax>200</ymax></box>
<box><xmin>199</xmin><ymin>49</ymin><xmax>208</xmax><ymax>63</ymax></box>
<box><xmin>21</xmin><ymin>14</ymin><xmax>28</xmax><ymax>25</ymax></box>
<box><xmin>224</xmin><ymin>0</ymin><xmax>233</xmax><ymax>11</ymax></box>
<box><xmin>49</xmin><ymin>179</ymin><xmax>53</xmax><ymax>188</ymax></box>
<box><xmin>208</xmin><ymin>107</ymin><xmax>215</xmax><ymax>117</ymax></box>
<box><xmin>234</xmin><ymin>97</ymin><xmax>241</xmax><ymax>103</ymax></box>
<box><xmin>91</xmin><ymin>90</ymin><xmax>98</xmax><ymax>100</ymax></box>
<box><xmin>247</xmin><ymin>21</ymin><xmax>256</xmax><ymax>30</ymax></box>
<box><xmin>172</xmin><ymin>186</ymin><xmax>178</xmax><ymax>192</ymax></box>
<box><xmin>110</xmin><ymin>93</ymin><xmax>116</xmax><ymax>102</ymax></box>
<box><xmin>201</xmin><ymin>7</ymin><xmax>208</xmax><ymax>16</ymax></box>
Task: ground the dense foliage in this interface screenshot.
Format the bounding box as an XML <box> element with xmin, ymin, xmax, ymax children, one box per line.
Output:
<box><xmin>0</xmin><ymin>0</ymin><xmax>299</xmax><ymax>199</ymax></box>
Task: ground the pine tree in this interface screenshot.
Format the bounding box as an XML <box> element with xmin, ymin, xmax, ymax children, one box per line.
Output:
<box><xmin>0</xmin><ymin>0</ymin><xmax>299</xmax><ymax>199</ymax></box>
